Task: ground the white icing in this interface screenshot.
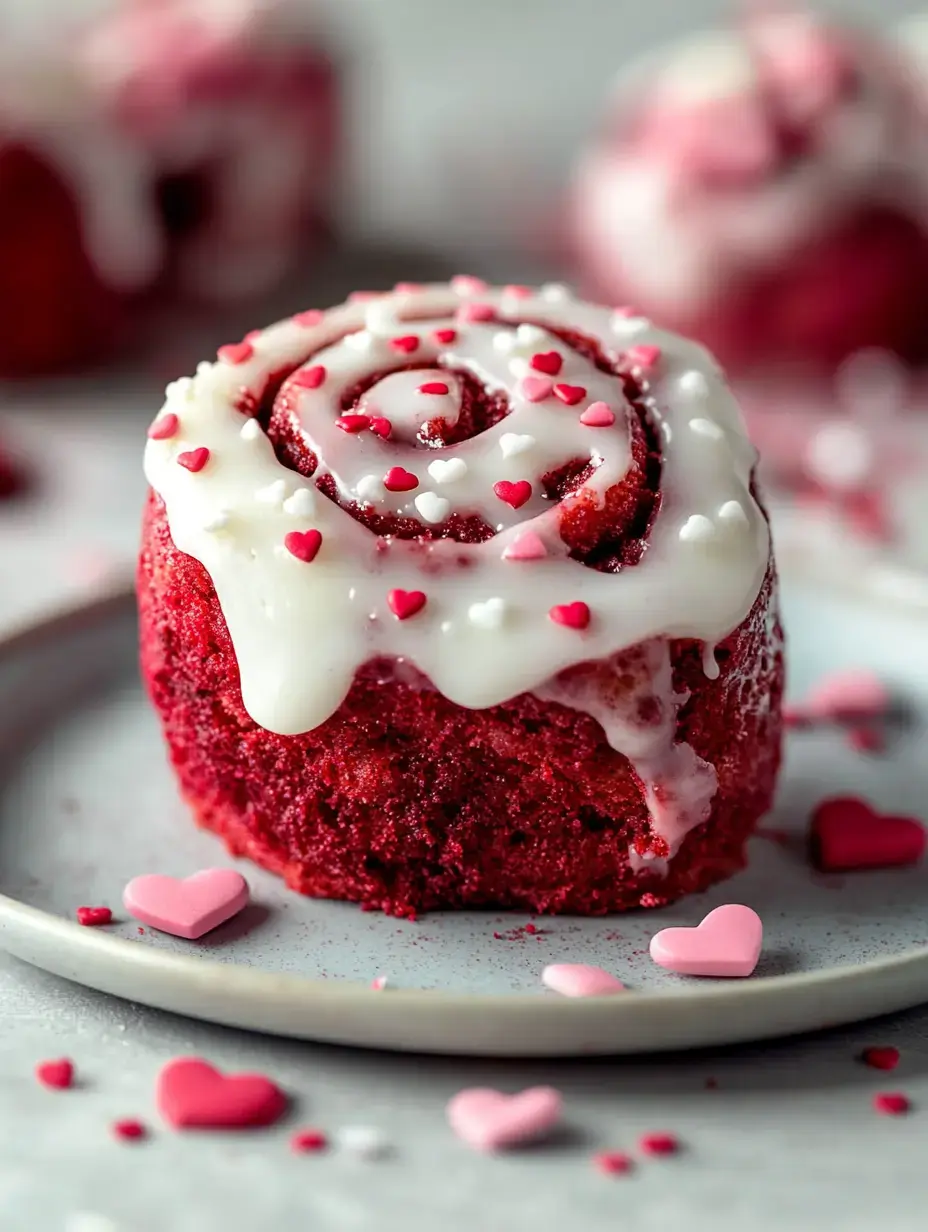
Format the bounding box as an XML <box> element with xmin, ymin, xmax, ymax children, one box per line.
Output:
<box><xmin>144</xmin><ymin>282</ymin><xmax>769</xmax><ymax>857</ymax></box>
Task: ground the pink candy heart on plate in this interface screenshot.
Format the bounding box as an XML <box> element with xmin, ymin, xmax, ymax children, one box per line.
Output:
<box><xmin>447</xmin><ymin>1086</ymin><xmax>562</xmax><ymax>1152</ymax></box>
<box><xmin>542</xmin><ymin>963</ymin><xmax>625</xmax><ymax>997</ymax></box>
<box><xmin>123</xmin><ymin>869</ymin><xmax>249</xmax><ymax>939</ymax></box>
<box><xmin>649</xmin><ymin>904</ymin><xmax>763</xmax><ymax>978</ymax></box>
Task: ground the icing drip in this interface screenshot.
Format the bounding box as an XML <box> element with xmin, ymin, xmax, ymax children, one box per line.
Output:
<box><xmin>144</xmin><ymin>282</ymin><xmax>769</xmax><ymax>858</ymax></box>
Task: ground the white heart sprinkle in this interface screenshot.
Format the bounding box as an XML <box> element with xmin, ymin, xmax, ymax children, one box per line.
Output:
<box><xmin>165</xmin><ymin>377</ymin><xmax>194</xmax><ymax>402</ymax></box>
<box><xmin>202</xmin><ymin>510</ymin><xmax>230</xmax><ymax>533</ymax></box>
<box><xmin>365</xmin><ymin>302</ymin><xmax>397</xmax><ymax>336</ymax></box>
<box><xmin>240</xmin><ymin>419</ymin><xmax>262</xmax><ymax>441</ymax></box>
<box><xmin>344</xmin><ymin>330</ymin><xmax>373</xmax><ymax>352</ymax></box>
<box><xmin>516</xmin><ymin>324</ymin><xmax>546</xmax><ymax>345</ymax></box>
<box><xmin>428</xmin><ymin>458</ymin><xmax>468</xmax><ymax>484</ymax></box>
<box><xmin>508</xmin><ymin>357</ymin><xmax>531</xmax><ymax>379</ymax></box>
<box><xmin>357</xmin><ymin>474</ymin><xmax>384</xmax><ymax>503</ymax></box>
<box><xmin>717</xmin><ymin>499</ymin><xmax>749</xmax><ymax>529</ymax></box>
<box><xmin>255</xmin><ymin>479</ymin><xmax>287</xmax><ymax>506</ymax></box>
<box><xmin>500</xmin><ymin>432</ymin><xmax>535</xmax><ymax>458</ymax></box>
<box><xmin>540</xmin><ymin>282</ymin><xmax>570</xmax><ymax>301</ymax></box>
<box><xmin>468</xmin><ymin>597</ymin><xmax>507</xmax><ymax>629</ymax></box>
<box><xmin>414</xmin><ymin>491</ymin><xmax>451</xmax><ymax>524</ymax></box>
<box><xmin>611</xmin><ymin>313</ymin><xmax>650</xmax><ymax>336</ymax></box>
<box><xmin>689</xmin><ymin>417</ymin><xmax>724</xmax><ymax>440</ymax></box>
<box><xmin>679</xmin><ymin>514</ymin><xmax>717</xmax><ymax>543</ymax></box>
<box><xmin>679</xmin><ymin>370</ymin><xmax>710</xmax><ymax>396</ymax></box>
<box><xmin>195</xmin><ymin>360</ymin><xmax>214</xmax><ymax>377</ymax></box>
<box><xmin>283</xmin><ymin>488</ymin><xmax>315</xmax><ymax>517</ymax></box>
<box><xmin>336</xmin><ymin>1125</ymin><xmax>391</xmax><ymax>1159</ymax></box>
<box><xmin>493</xmin><ymin>331</ymin><xmax>518</xmax><ymax>354</ymax></box>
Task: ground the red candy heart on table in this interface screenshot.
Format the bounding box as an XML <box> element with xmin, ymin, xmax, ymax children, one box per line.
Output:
<box><xmin>649</xmin><ymin>904</ymin><xmax>763</xmax><ymax>977</ymax></box>
<box><xmin>810</xmin><ymin>797</ymin><xmax>926</xmax><ymax>872</ymax></box>
<box><xmin>36</xmin><ymin>1059</ymin><xmax>74</xmax><ymax>1090</ymax></box>
<box><xmin>157</xmin><ymin>1058</ymin><xmax>287</xmax><ymax>1130</ymax></box>
<box><xmin>447</xmin><ymin>1086</ymin><xmax>562</xmax><ymax>1151</ymax></box>
<box><xmin>123</xmin><ymin>869</ymin><xmax>249</xmax><ymax>939</ymax></box>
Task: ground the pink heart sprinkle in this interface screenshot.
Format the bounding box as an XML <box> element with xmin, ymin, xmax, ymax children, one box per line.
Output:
<box><xmin>649</xmin><ymin>904</ymin><xmax>763</xmax><ymax>978</ymax></box>
<box><xmin>217</xmin><ymin>340</ymin><xmax>254</xmax><ymax>365</ymax></box>
<box><xmin>447</xmin><ymin>1087</ymin><xmax>562</xmax><ymax>1152</ymax></box>
<box><xmin>494</xmin><ymin>479</ymin><xmax>533</xmax><ymax>509</ymax></box>
<box><xmin>388</xmin><ymin>589</ymin><xmax>427</xmax><ymax>621</ymax></box>
<box><xmin>337</xmin><ymin>414</ymin><xmax>371</xmax><ymax>434</ymax></box>
<box><xmin>457</xmin><ymin>302</ymin><xmax>496</xmax><ymax>323</ymax></box>
<box><xmin>390</xmin><ymin>334</ymin><xmax>420</xmax><ymax>355</ymax></box>
<box><xmin>418</xmin><ymin>382</ymin><xmax>450</xmax><ymax>396</ymax></box>
<box><xmin>36</xmin><ymin>1058</ymin><xmax>74</xmax><ymax>1090</ymax></box>
<box><xmin>384</xmin><ymin>466</ymin><xmax>419</xmax><ymax>493</ymax></box>
<box><xmin>284</xmin><ymin>530</ymin><xmax>322</xmax><ymax>564</ymax></box>
<box><xmin>581</xmin><ymin>402</ymin><xmax>616</xmax><ymax>428</ymax></box>
<box><xmin>148</xmin><ymin>413</ymin><xmax>179</xmax><ymax>440</ymax></box>
<box><xmin>433</xmin><ymin>328</ymin><xmax>457</xmax><ymax>345</ymax></box>
<box><xmin>177</xmin><ymin>447</ymin><xmax>210</xmax><ymax>473</ymax></box>
<box><xmin>450</xmin><ymin>274</ymin><xmax>488</xmax><ymax>296</ymax></box>
<box><xmin>530</xmin><ymin>350</ymin><xmax>563</xmax><ymax>376</ymax></box>
<box><xmin>554</xmin><ymin>383</ymin><xmax>586</xmax><ymax>406</ymax></box>
<box><xmin>542</xmin><ymin>964</ymin><xmax>625</xmax><ymax>997</ymax></box>
<box><xmin>549</xmin><ymin>601</ymin><xmax>591</xmax><ymax>630</ymax></box>
<box><xmin>520</xmin><ymin>376</ymin><xmax>554</xmax><ymax>403</ymax></box>
<box><xmin>293</xmin><ymin>309</ymin><xmax>323</xmax><ymax>327</ymax></box>
<box><xmin>123</xmin><ymin>869</ymin><xmax>250</xmax><ymax>939</ymax></box>
<box><xmin>502</xmin><ymin>532</ymin><xmax>547</xmax><ymax>561</ymax></box>
<box><xmin>626</xmin><ymin>344</ymin><xmax>662</xmax><ymax>372</ymax></box>
<box><xmin>293</xmin><ymin>365</ymin><xmax>326</xmax><ymax>390</ymax></box>
<box><xmin>803</xmin><ymin>668</ymin><xmax>890</xmax><ymax>723</ymax></box>
<box><xmin>157</xmin><ymin>1057</ymin><xmax>287</xmax><ymax>1130</ymax></box>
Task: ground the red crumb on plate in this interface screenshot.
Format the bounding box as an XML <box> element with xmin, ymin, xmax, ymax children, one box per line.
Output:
<box><xmin>76</xmin><ymin>906</ymin><xmax>112</xmax><ymax>926</ymax></box>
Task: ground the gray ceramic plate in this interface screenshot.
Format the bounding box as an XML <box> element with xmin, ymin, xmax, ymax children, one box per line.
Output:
<box><xmin>0</xmin><ymin>585</ymin><xmax>925</xmax><ymax>1056</ymax></box>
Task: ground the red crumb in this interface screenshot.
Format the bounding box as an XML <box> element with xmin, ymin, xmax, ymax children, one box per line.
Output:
<box><xmin>861</xmin><ymin>1046</ymin><xmax>900</xmax><ymax>1072</ymax></box>
<box><xmin>846</xmin><ymin>727</ymin><xmax>885</xmax><ymax>754</ymax></box>
<box><xmin>76</xmin><ymin>906</ymin><xmax>112</xmax><ymax>927</ymax></box>
<box><xmin>873</xmin><ymin>1092</ymin><xmax>910</xmax><ymax>1116</ymax></box>
<box><xmin>594</xmin><ymin>1150</ymin><xmax>634</xmax><ymax>1175</ymax></box>
<box><xmin>113</xmin><ymin>1119</ymin><xmax>147</xmax><ymax>1141</ymax></box>
<box><xmin>291</xmin><ymin>1129</ymin><xmax>328</xmax><ymax>1153</ymax></box>
<box><xmin>138</xmin><ymin>927</ymin><xmax>145</xmax><ymax>934</ymax></box>
<box><xmin>524</xmin><ymin>923</ymin><xmax>538</xmax><ymax>935</ymax></box>
<box><xmin>35</xmin><ymin>1059</ymin><xmax>74</xmax><ymax>1090</ymax></box>
<box><xmin>639</xmin><ymin>1132</ymin><xmax>680</xmax><ymax>1156</ymax></box>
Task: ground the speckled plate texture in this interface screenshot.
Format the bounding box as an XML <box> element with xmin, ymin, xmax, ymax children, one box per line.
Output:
<box><xmin>0</xmin><ymin>584</ymin><xmax>925</xmax><ymax>1056</ymax></box>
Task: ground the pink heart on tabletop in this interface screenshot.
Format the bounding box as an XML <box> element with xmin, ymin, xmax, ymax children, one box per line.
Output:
<box><xmin>542</xmin><ymin>964</ymin><xmax>625</xmax><ymax>998</ymax></box>
<box><xmin>123</xmin><ymin>869</ymin><xmax>249</xmax><ymax>939</ymax></box>
<box><xmin>649</xmin><ymin>904</ymin><xmax>763</xmax><ymax>978</ymax></box>
<box><xmin>447</xmin><ymin>1087</ymin><xmax>562</xmax><ymax>1152</ymax></box>
<box><xmin>803</xmin><ymin>669</ymin><xmax>890</xmax><ymax>723</ymax></box>
<box><xmin>157</xmin><ymin>1058</ymin><xmax>287</xmax><ymax>1130</ymax></box>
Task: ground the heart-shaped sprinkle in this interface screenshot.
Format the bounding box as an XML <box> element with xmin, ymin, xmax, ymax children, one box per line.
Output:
<box><xmin>388</xmin><ymin>589</ymin><xmax>427</xmax><ymax>620</ymax></box>
<box><xmin>418</xmin><ymin>381</ymin><xmax>449</xmax><ymax>396</ymax></box>
<box><xmin>76</xmin><ymin>906</ymin><xmax>112</xmax><ymax>926</ymax></box>
<box><xmin>554</xmin><ymin>383</ymin><xmax>586</xmax><ymax>406</ymax></box>
<box><xmin>336</xmin><ymin>1125</ymin><xmax>392</xmax><ymax>1158</ymax></box>
<box><xmin>36</xmin><ymin>1058</ymin><xmax>74</xmax><ymax>1089</ymax></box>
<box><xmin>639</xmin><ymin>1132</ymin><xmax>680</xmax><ymax>1156</ymax></box>
<box><xmin>447</xmin><ymin>1087</ymin><xmax>562</xmax><ymax>1152</ymax></box>
<box><xmin>177</xmin><ymin>447</ymin><xmax>210</xmax><ymax>473</ymax></box>
<box><xmin>517</xmin><ymin>324</ymin><xmax>546</xmax><ymax>345</ymax></box>
<box><xmin>240</xmin><ymin>418</ymin><xmax>262</xmax><ymax>441</ymax></box>
<box><xmin>457</xmin><ymin>302</ymin><xmax>496</xmax><ymax>323</ymax></box>
<box><xmin>717</xmin><ymin>499</ymin><xmax>749</xmax><ymax>529</ymax></box>
<box><xmin>368</xmin><ymin>416</ymin><xmax>391</xmax><ymax>439</ymax></box>
<box><xmin>874</xmin><ymin>1092</ymin><xmax>910</xmax><ymax>1116</ymax></box>
<box><xmin>293</xmin><ymin>309</ymin><xmax>323</xmax><ymax>327</ymax></box>
<box><xmin>519</xmin><ymin>376</ymin><xmax>553</xmax><ymax>403</ymax></box>
<box><xmin>433</xmin><ymin>328</ymin><xmax>457</xmax><ymax>345</ymax></box>
<box><xmin>494</xmin><ymin>480</ymin><xmax>532</xmax><ymax>509</ymax></box>
<box><xmin>468</xmin><ymin>597</ymin><xmax>506</xmax><ymax>629</ymax></box>
<box><xmin>344</xmin><ymin>330</ymin><xmax>373</xmax><ymax>352</ymax></box>
<box><xmin>549</xmin><ymin>601</ymin><xmax>591</xmax><ymax>630</ymax></box>
<box><xmin>292</xmin><ymin>1129</ymin><xmax>328</xmax><ymax>1152</ymax></box>
<box><xmin>283</xmin><ymin>488</ymin><xmax>315</xmax><ymax>517</ymax></box>
<box><xmin>626</xmin><ymin>344</ymin><xmax>662</xmax><ymax>372</ymax></box>
<box><xmin>679</xmin><ymin>514</ymin><xmax>716</xmax><ymax>544</ymax></box>
<box><xmin>157</xmin><ymin>1058</ymin><xmax>287</xmax><ymax>1130</ymax></box>
<box><xmin>450</xmin><ymin>274</ymin><xmax>488</xmax><ymax>296</ymax></box>
<box><xmin>802</xmin><ymin>669</ymin><xmax>891</xmax><ymax>723</ymax></box>
<box><xmin>530</xmin><ymin>350</ymin><xmax>563</xmax><ymax>376</ymax></box>
<box><xmin>542</xmin><ymin>964</ymin><xmax>625</xmax><ymax>997</ymax></box>
<box><xmin>861</xmin><ymin>1046</ymin><xmax>900</xmax><ymax>1071</ymax></box>
<box><xmin>113</xmin><ymin>1119</ymin><xmax>146</xmax><ymax>1141</ymax></box>
<box><xmin>293</xmin><ymin>365</ymin><xmax>326</xmax><ymax>389</ymax></box>
<box><xmin>649</xmin><ymin>904</ymin><xmax>763</xmax><ymax>977</ymax></box>
<box><xmin>594</xmin><ymin>1150</ymin><xmax>634</xmax><ymax>1175</ymax></box>
<box><xmin>414</xmin><ymin>492</ymin><xmax>451</xmax><ymax>524</ymax></box>
<box><xmin>217</xmin><ymin>340</ymin><xmax>254</xmax><ymax>365</ymax></box>
<box><xmin>390</xmin><ymin>334</ymin><xmax>420</xmax><ymax>355</ymax></box>
<box><xmin>500</xmin><ymin>433</ymin><xmax>535</xmax><ymax>458</ymax></box>
<box><xmin>357</xmin><ymin>474</ymin><xmax>384</xmax><ymax>503</ymax></box>
<box><xmin>428</xmin><ymin>458</ymin><xmax>467</xmax><ymax>484</ymax></box>
<box><xmin>123</xmin><ymin>869</ymin><xmax>250</xmax><ymax>939</ymax></box>
<box><xmin>148</xmin><ymin>413</ymin><xmax>179</xmax><ymax>440</ymax></box>
<box><xmin>284</xmin><ymin>530</ymin><xmax>323</xmax><ymax>563</ymax></box>
<box><xmin>580</xmin><ymin>402</ymin><xmax>616</xmax><ymax>427</ymax></box>
<box><xmin>810</xmin><ymin>797</ymin><xmax>925</xmax><ymax>872</ymax></box>
<box><xmin>384</xmin><ymin>466</ymin><xmax>419</xmax><ymax>493</ymax></box>
<box><xmin>336</xmin><ymin>414</ymin><xmax>371</xmax><ymax>434</ymax></box>
<box><xmin>502</xmin><ymin>532</ymin><xmax>547</xmax><ymax>562</ymax></box>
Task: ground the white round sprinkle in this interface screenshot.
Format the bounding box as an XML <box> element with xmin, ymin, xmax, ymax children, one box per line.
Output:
<box><xmin>414</xmin><ymin>491</ymin><xmax>451</xmax><ymax>524</ymax></box>
<box><xmin>679</xmin><ymin>514</ymin><xmax>717</xmax><ymax>544</ymax></box>
<box><xmin>610</xmin><ymin>313</ymin><xmax>650</xmax><ymax>336</ymax></box>
<box><xmin>679</xmin><ymin>370</ymin><xmax>710</xmax><ymax>397</ymax></box>
<box><xmin>203</xmin><ymin>511</ymin><xmax>231</xmax><ymax>533</ymax></box>
<box><xmin>493</xmin><ymin>330</ymin><xmax>518</xmax><ymax>354</ymax></box>
<box><xmin>689</xmin><ymin>417</ymin><xmax>724</xmax><ymax>441</ymax></box>
<box><xmin>255</xmin><ymin>479</ymin><xmax>288</xmax><ymax>506</ymax></box>
<box><xmin>428</xmin><ymin>457</ymin><xmax>468</xmax><ymax>484</ymax></box>
<box><xmin>508</xmin><ymin>357</ymin><xmax>531</xmax><ymax>379</ymax></box>
<box><xmin>283</xmin><ymin>488</ymin><xmax>316</xmax><ymax>517</ymax></box>
<box><xmin>240</xmin><ymin>418</ymin><xmax>262</xmax><ymax>441</ymax></box>
<box><xmin>717</xmin><ymin>500</ymin><xmax>749</xmax><ymax>529</ymax></box>
<box><xmin>500</xmin><ymin>432</ymin><xmax>536</xmax><ymax>458</ymax></box>
<box><xmin>336</xmin><ymin>1125</ymin><xmax>391</xmax><ymax>1159</ymax></box>
<box><xmin>516</xmin><ymin>323</ymin><xmax>546</xmax><ymax>346</ymax></box>
<box><xmin>468</xmin><ymin>597</ymin><xmax>507</xmax><ymax>629</ymax></box>
<box><xmin>344</xmin><ymin>330</ymin><xmax>374</xmax><ymax>352</ymax></box>
<box><xmin>357</xmin><ymin>474</ymin><xmax>385</xmax><ymax>504</ymax></box>
<box><xmin>540</xmin><ymin>282</ymin><xmax>570</xmax><ymax>302</ymax></box>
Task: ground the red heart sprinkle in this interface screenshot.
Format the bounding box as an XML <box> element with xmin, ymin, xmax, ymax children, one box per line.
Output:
<box><xmin>554</xmin><ymin>383</ymin><xmax>586</xmax><ymax>406</ymax></box>
<box><xmin>493</xmin><ymin>480</ymin><xmax>532</xmax><ymax>509</ymax></box>
<box><xmin>390</xmin><ymin>334</ymin><xmax>420</xmax><ymax>354</ymax></box>
<box><xmin>549</xmin><ymin>602</ymin><xmax>591</xmax><ymax>630</ymax></box>
<box><xmin>873</xmin><ymin>1092</ymin><xmax>910</xmax><ymax>1116</ymax></box>
<box><xmin>626</xmin><ymin>344</ymin><xmax>661</xmax><ymax>371</ymax></box>
<box><xmin>433</xmin><ymin>329</ymin><xmax>457</xmax><ymax>345</ymax></box>
<box><xmin>336</xmin><ymin>414</ymin><xmax>371</xmax><ymax>434</ymax></box>
<box><xmin>530</xmin><ymin>351</ymin><xmax>563</xmax><ymax>376</ymax></box>
<box><xmin>36</xmin><ymin>1059</ymin><xmax>74</xmax><ymax>1090</ymax></box>
<box><xmin>418</xmin><ymin>382</ymin><xmax>450</xmax><ymax>396</ymax></box>
<box><xmin>388</xmin><ymin>589</ymin><xmax>427</xmax><ymax>620</ymax></box>
<box><xmin>384</xmin><ymin>467</ymin><xmax>419</xmax><ymax>492</ymax></box>
<box><xmin>177</xmin><ymin>448</ymin><xmax>210</xmax><ymax>473</ymax></box>
<box><xmin>594</xmin><ymin>1151</ymin><xmax>634</xmax><ymax>1175</ymax></box>
<box><xmin>861</xmin><ymin>1046</ymin><xmax>900</xmax><ymax>1071</ymax></box>
<box><xmin>157</xmin><ymin>1057</ymin><xmax>288</xmax><ymax>1130</ymax></box>
<box><xmin>113</xmin><ymin>1119</ymin><xmax>147</xmax><ymax>1141</ymax></box>
<box><xmin>639</xmin><ymin>1132</ymin><xmax>680</xmax><ymax>1156</ymax></box>
<box><xmin>148</xmin><ymin>413</ymin><xmax>179</xmax><ymax>440</ymax></box>
<box><xmin>217</xmin><ymin>341</ymin><xmax>254</xmax><ymax>365</ymax></box>
<box><xmin>369</xmin><ymin>416</ymin><xmax>392</xmax><ymax>438</ymax></box>
<box><xmin>293</xmin><ymin>365</ymin><xmax>326</xmax><ymax>389</ymax></box>
<box><xmin>810</xmin><ymin>797</ymin><xmax>925</xmax><ymax>872</ymax></box>
<box><xmin>457</xmin><ymin>303</ymin><xmax>496</xmax><ymax>323</ymax></box>
<box><xmin>76</xmin><ymin>906</ymin><xmax>113</xmax><ymax>926</ymax></box>
<box><xmin>293</xmin><ymin>309</ymin><xmax>323</xmax><ymax>327</ymax></box>
<box><xmin>291</xmin><ymin>1129</ymin><xmax>328</xmax><ymax>1152</ymax></box>
<box><xmin>284</xmin><ymin>530</ymin><xmax>322</xmax><ymax>563</ymax></box>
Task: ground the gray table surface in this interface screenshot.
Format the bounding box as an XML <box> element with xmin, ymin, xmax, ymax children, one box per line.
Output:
<box><xmin>3</xmin><ymin>270</ymin><xmax>928</xmax><ymax>1232</ymax></box>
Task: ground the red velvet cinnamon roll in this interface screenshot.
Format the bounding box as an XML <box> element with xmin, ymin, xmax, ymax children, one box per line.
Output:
<box><xmin>139</xmin><ymin>281</ymin><xmax>784</xmax><ymax>917</ymax></box>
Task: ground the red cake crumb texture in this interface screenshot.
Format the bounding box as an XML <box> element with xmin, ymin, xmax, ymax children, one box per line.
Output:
<box><xmin>76</xmin><ymin>906</ymin><xmax>113</xmax><ymax>927</ymax></box>
<box><xmin>35</xmin><ymin>1059</ymin><xmax>74</xmax><ymax>1090</ymax></box>
<box><xmin>139</xmin><ymin>283</ymin><xmax>784</xmax><ymax>917</ymax></box>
